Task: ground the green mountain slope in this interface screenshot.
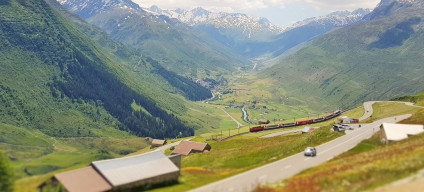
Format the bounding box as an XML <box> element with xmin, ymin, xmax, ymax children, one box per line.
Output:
<box><xmin>44</xmin><ymin>0</ymin><xmax>212</xmax><ymax>102</ymax></box>
<box><xmin>0</xmin><ymin>0</ymin><xmax>220</xmax><ymax>181</ymax></box>
<box><xmin>0</xmin><ymin>0</ymin><xmax>197</xmax><ymax>139</ymax></box>
<box><xmin>260</xmin><ymin>0</ymin><xmax>424</xmax><ymax>111</ymax></box>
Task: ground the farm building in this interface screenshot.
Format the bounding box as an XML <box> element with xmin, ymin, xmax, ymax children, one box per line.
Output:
<box><xmin>151</xmin><ymin>139</ymin><xmax>167</xmax><ymax>147</ymax></box>
<box><xmin>38</xmin><ymin>151</ymin><xmax>180</xmax><ymax>192</ymax></box>
<box><xmin>258</xmin><ymin>119</ymin><xmax>270</xmax><ymax>124</ymax></box>
<box><xmin>38</xmin><ymin>166</ymin><xmax>112</xmax><ymax>192</ymax></box>
<box><xmin>380</xmin><ymin>123</ymin><xmax>424</xmax><ymax>144</ymax></box>
<box><xmin>92</xmin><ymin>151</ymin><xmax>180</xmax><ymax>190</ymax></box>
<box><xmin>171</xmin><ymin>141</ymin><xmax>211</xmax><ymax>156</ymax></box>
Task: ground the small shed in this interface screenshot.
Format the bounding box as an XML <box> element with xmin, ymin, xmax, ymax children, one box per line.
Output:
<box><xmin>258</xmin><ymin>119</ymin><xmax>270</xmax><ymax>124</ymax></box>
<box><xmin>151</xmin><ymin>139</ymin><xmax>167</xmax><ymax>147</ymax></box>
<box><xmin>380</xmin><ymin>123</ymin><xmax>424</xmax><ymax>144</ymax></box>
<box><xmin>301</xmin><ymin>127</ymin><xmax>316</xmax><ymax>134</ymax></box>
<box><xmin>171</xmin><ymin>141</ymin><xmax>211</xmax><ymax>156</ymax></box>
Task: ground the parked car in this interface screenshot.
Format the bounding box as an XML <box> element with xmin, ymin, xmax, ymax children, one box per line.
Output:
<box><xmin>304</xmin><ymin>147</ymin><xmax>317</xmax><ymax>156</ymax></box>
<box><xmin>333</xmin><ymin>124</ymin><xmax>346</xmax><ymax>132</ymax></box>
<box><xmin>341</xmin><ymin>124</ymin><xmax>353</xmax><ymax>130</ymax></box>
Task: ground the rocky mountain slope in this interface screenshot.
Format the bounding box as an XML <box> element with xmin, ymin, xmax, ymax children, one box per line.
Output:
<box><xmin>58</xmin><ymin>0</ymin><xmax>251</xmax><ymax>79</ymax></box>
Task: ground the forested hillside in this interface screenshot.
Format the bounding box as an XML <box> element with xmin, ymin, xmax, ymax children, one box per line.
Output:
<box><xmin>0</xmin><ymin>0</ymin><xmax>196</xmax><ymax>139</ymax></box>
<box><xmin>45</xmin><ymin>0</ymin><xmax>212</xmax><ymax>102</ymax></box>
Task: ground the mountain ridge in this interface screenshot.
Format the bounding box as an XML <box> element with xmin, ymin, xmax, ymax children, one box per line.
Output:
<box><xmin>260</xmin><ymin>0</ymin><xmax>424</xmax><ymax>110</ymax></box>
<box><xmin>1</xmin><ymin>0</ymin><xmax>198</xmax><ymax>139</ymax></box>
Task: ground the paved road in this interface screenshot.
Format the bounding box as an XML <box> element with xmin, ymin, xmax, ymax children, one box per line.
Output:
<box><xmin>359</xmin><ymin>101</ymin><xmax>419</xmax><ymax>121</ymax></box>
<box><xmin>190</xmin><ymin>114</ymin><xmax>411</xmax><ymax>192</ymax></box>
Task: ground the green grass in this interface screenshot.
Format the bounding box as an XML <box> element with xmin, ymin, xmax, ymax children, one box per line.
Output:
<box><xmin>364</xmin><ymin>102</ymin><xmax>421</xmax><ymax>123</ymax></box>
<box><xmin>392</xmin><ymin>92</ymin><xmax>424</xmax><ymax>107</ymax></box>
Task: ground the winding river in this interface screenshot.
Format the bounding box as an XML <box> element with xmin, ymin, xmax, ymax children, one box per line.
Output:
<box><xmin>242</xmin><ymin>106</ymin><xmax>250</xmax><ymax>123</ymax></box>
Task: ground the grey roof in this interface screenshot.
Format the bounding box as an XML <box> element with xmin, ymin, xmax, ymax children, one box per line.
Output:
<box><xmin>91</xmin><ymin>151</ymin><xmax>179</xmax><ymax>187</ymax></box>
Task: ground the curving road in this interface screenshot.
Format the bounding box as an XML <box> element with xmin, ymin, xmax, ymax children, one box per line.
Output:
<box><xmin>190</xmin><ymin>101</ymin><xmax>418</xmax><ymax>192</ymax></box>
<box><xmin>359</xmin><ymin>101</ymin><xmax>419</xmax><ymax>121</ymax></box>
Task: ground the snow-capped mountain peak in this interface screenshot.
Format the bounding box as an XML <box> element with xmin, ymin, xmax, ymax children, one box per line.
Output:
<box><xmin>58</xmin><ymin>0</ymin><xmax>145</xmax><ymax>19</ymax></box>
<box><xmin>290</xmin><ymin>8</ymin><xmax>372</xmax><ymax>29</ymax></box>
<box><xmin>145</xmin><ymin>5</ymin><xmax>285</xmax><ymax>39</ymax></box>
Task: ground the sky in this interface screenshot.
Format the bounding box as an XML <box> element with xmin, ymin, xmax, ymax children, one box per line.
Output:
<box><xmin>133</xmin><ymin>0</ymin><xmax>381</xmax><ymax>27</ymax></box>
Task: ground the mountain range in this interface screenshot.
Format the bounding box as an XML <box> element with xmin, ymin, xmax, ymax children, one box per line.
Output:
<box><xmin>145</xmin><ymin>6</ymin><xmax>371</xmax><ymax>58</ymax></box>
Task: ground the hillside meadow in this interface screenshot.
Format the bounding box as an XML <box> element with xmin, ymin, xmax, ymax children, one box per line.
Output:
<box><xmin>257</xmin><ymin>96</ymin><xmax>424</xmax><ymax>192</ymax></box>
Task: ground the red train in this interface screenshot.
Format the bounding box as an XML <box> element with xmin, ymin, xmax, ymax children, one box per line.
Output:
<box><xmin>249</xmin><ymin>110</ymin><xmax>342</xmax><ymax>132</ymax></box>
